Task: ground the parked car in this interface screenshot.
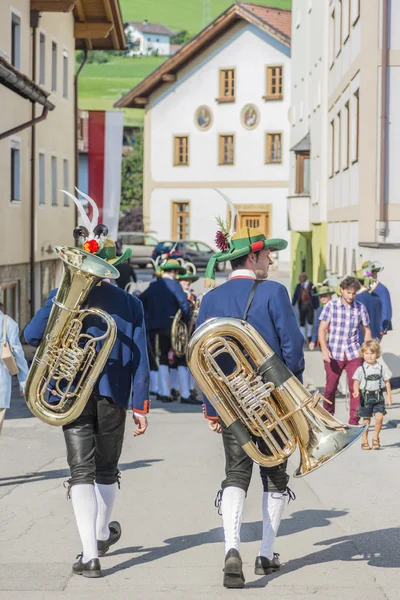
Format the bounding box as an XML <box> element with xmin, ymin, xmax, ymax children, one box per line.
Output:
<box><xmin>119</xmin><ymin>232</ymin><xmax>159</xmax><ymax>268</ymax></box>
<box><xmin>152</xmin><ymin>240</ymin><xmax>225</xmax><ymax>271</ymax></box>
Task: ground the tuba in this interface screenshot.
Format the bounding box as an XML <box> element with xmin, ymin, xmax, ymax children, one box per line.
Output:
<box><xmin>25</xmin><ymin>246</ymin><xmax>119</xmax><ymax>426</ymax></box>
<box><xmin>171</xmin><ymin>294</ymin><xmax>203</xmax><ymax>357</ymax></box>
<box><xmin>187</xmin><ymin>317</ymin><xmax>366</xmax><ymax>477</ymax></box>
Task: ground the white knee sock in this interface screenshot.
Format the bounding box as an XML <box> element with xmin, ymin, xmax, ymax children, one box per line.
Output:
<box><xmin>259</xmin><ymin>492</ymin><xmax>286</xmax><ymax>559</ymax></box>
<box><xmin>306</xmin><ymin>322</ymin><xmax>313</xmax><ymax>338</ymax></box>
<box><xmin>150</xmin><ymin>370</ymin><xmax>159</xmax><ymax>394</ymax></box>
<box><xmin>169</xmin><ymin>368</ymin><xmax>179</xmax><ymax>391</ymax></box>
<box><xmin>95</xmin><ymin>482</ymin><xmax>118</xmax><ymax>541</ymax></box>
<box><xmin>178</xmin><ymin>366</ymin><xmax>190</xmax><ymax>399</ymax></box>
<box><xmin>299</xmin><ymin>325</ymin><xmax>306</xmax><ymax>340</ymax></box>
<box><xmin>189</xmin><ymin>372</ymin><xmax>195</xmax><ymax>390</ymax></box>
<box><xmin>221</xmin><ymin>487</ymin><xmax>246</xmax><ymax>555</ymax></box>
<box><xmin>158</xmin><ymin>365</ymin><xmax>170</xmax><ymax>397</ymax></box>
<box><xmin>71</xmin><ymin>484</ymin><xmax>98</xmax><ymax>562</ymax></box>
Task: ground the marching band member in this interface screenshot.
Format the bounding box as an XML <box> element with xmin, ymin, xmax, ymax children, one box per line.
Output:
<box><xmin>139</xmin><ymin>259</ymin><xmax>191</xmax><ymax>402</ymax></box>
<box><xmin>196</xmin><ymin>195</ymin><xmax>304</xmax><ymax>588</ymax></box>
<box><xmin>369</xmin><ymin>261</ymin><xmax>393</xmax><ymax>335</ymax></box>
<box><xmin>354</xmin><ymin>269</ymin><xmax>383</xmax><ymax>343</ymax></box>
<box><xmin>24</xmin><ymin>192</ymin><xmax>150</xmax><ymax>578</ymax></box>
<box><xmin>177</xmin><ymin>272</ymin><xmax>202</xmax><ymax>404</ymax></box>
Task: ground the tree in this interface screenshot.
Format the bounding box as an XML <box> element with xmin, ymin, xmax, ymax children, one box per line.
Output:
<box><xmin>170</xmin><ymin>30</ymin><xmax>192</xmax><ymax>45</ymax></box>
<box><xmin>120</xmin><ymin>129</ymin><xmax>143</xmax><ymax>210</ymax></box>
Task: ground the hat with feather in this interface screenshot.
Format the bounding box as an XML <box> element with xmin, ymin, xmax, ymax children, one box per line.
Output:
<box><xmin>315</xmin><ymin>279</ymin><xmax>335</xmax><ymax>296</ymax></box>
<box><xmin>204</xmin><ymin>190</ymin><xmax>287</xmax><ymax>288</ymax></box>
<box><xmin>62</xmin><ymin>188</ymin><xmax>132</xmax><ymax>266</ymax></box>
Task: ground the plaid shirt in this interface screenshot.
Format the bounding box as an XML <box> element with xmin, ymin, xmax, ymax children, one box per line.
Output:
<box><xmin>319</xmin><ymin>298</ymin><xmax>370</xmax><ymax>360</ymax></box>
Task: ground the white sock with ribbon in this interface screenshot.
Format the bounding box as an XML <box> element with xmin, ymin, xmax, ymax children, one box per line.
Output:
<box><xmin>169</xmin><ymin>368</ymin><xmax>179</xmax><ymax>391</ymax></box>
<box><xmin>158</xmin><ymin>365</ymin><xmax>170</xmax><ymax>397</ymax></box>
<box><xmin>71</xmin><ymin>484</ymin><xmax>98</xmax><ymax>562</ymax></box>
<box><xmin>150</xmin><ymin>370</ymin><xmax>159</xmax><ymax>394</ymax></box>
<box><xmin>95</xmin><ymin>482</ymin><xmax>118</xmax><ymax>541</ymax></box>
<box><xmin>221</xmin><ymin>486</ymin><xmax>246</xmax><ymax>555</ymax></box>
<box><xmin>178</xmin><ymin>366</ymin><xmax>190</xmax><ymax>399</ymax></box>
<box><xmin>259</xmin><ymin>492</ymin><xmax>286</xmax><ymax>559</ymax></box>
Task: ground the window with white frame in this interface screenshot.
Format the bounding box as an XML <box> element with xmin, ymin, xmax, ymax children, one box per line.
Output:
<box><xmin>351</xmin><ymin>89</ymin><xmax>359</xmax><ymax>163</ymax></box>
<box><xmin>329</xmin><ymin>10</ymin><xmax>335</xmax><ymax>67</ymax></box>
<box><xmin>63</xmin><ymin>159</ymin><xmax>69</xmax><ymax>205</ymax></box>
<box><xmin>11</xmin><ymin>12</ymin><xmax>21</xmax><ymax>69</ymax></box>
<box><xmin>343</xmin><ymin>101</ymin><xmax>350</xmax><ymax>169</ymax></box>
<box><xmin>335</xmin><ymin>111</ymin><xmax>341</xmax><ymax>173</ymax></box>
<box><xmin>51</xmin><ymin>41</ymin><xmax>57</xmax><ymax>92</ymax></box>
<box><xmin>352</xmin><ymin>0</ymin><xmax>360</xmax><ymax>25</ymax></box>
<box><xmin>335</xmin><ymin>1</ymin><xmax>342</xmax><ymax>56</ymax></box>
<box><xmin>63</xmin><ymin>50</ymin><xmax>68</xmax><ymax>98</ymax></box>
<box><xmin>342</xmin><ymin>0</ymin><xmax>350</xmax><ymax>42</ymax></box>
<box><xmin>38</xmin><ymin>153</ymin><xmax>45</xmax><ymax>205</ymax></box>
<box><xmin>10</xmin><ymin>140</ymin><xmax>20</xmax><ymax>202</ymax></box>
<box><xmin>51</xmin><ymin>156</ymin><xmax>57</xmax><ymax>205</ymax></box>
<box><xmin>39</xmin><ymin>32</ymin><xmax>46</xmax><ymax>85</ymax></box>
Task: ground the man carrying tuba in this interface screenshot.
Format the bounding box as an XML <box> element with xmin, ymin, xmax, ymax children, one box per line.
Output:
<box><xmin>195</xmin><ymin>193</ymin><xmax>304</xmax><ymax>589</ymax></box>
<box><xmin>24</xmin><ymin>191</ymin><xmax>150</xmax><ymax>578</ymax></box>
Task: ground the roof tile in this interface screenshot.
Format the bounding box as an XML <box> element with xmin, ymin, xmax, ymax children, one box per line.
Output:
<box><xmin>239</xmin><ymin>3</ymin><xmax>291</xmax><ymax>39</ymax></box>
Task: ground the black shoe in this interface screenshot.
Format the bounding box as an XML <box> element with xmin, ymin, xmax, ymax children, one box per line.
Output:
<box><xmin>160</xmin><ymin>395</ymin><xmax>173</xmax><ymax>403</ymax></box>
<box><xmin>181</xmin><ymin>393</ymin><xmax>202</xmax><ymax>405</ymax></box>
<box><xmin>190</xmin><ymin>388</ymin><xmax>199</xmax><ymax>399</ymax></box>
<box><xmin>170</xmin><ymin>388</ymin><xmax>180</xmax><ymax>400</ymax></box>
<box><xmin>72</xmin><ymin>554</ymin><xmax>102</xmax><ymax>578</ymax></box>
<box><xmin>98</xmin><ymin>521</ymin><xmax>121</xmax><ymax>557</ymax></box>
<box><xmin>254</xmin><ymin>553</ymin><xmax>281</xmax><ymax>575</ymax></box>
<box><xmin>223</xmin><ymin>549</ymin><xmax>245</xmax><ymax>589</ymax></box>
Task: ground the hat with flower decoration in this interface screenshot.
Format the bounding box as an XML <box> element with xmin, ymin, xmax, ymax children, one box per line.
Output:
<box><xmin>369</xmin><ymin>260</ymin><xmax>384</xmax><ymax>273</ymax></box>
<box><xmin>315</xmin><ymin>279</ymin><xmax>335</xmax><ymax>297</ymax></box>
<box><xmin>158</xmin><ymin>259</ymin><xmax>186</xmax><ymax>275</ymax></box>
<box><xmin>204</xmin><ymin>190</ymin><xmax>287</xmax><ymax>288</ymax></box>
<box><xmin>354</xmin><ymin>262</ymin><xmax>374</xmax><ymax>289</ymax></box>
<box><xmin>62</xmin><ymin>188</ymin><xmax>131</xmax><ymax>266</ymax></box>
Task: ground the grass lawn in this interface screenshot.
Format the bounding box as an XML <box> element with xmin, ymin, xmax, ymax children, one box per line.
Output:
<box><xmin>78</xmin><ymin>0</ymin><xmax>292</xmax><ymax>124</ymax></box>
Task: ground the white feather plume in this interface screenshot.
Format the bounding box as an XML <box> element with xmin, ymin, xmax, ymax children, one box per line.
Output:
<box><xmin>213</xmin><ymin>189</ymin><xmax>237</xmax><ymax>238</ymax></box>
<box><xmin>60</xmin><ymin>190</ymin><xmax>92</xmax><ymax>233</ymax></box>
<box><xmin>75</xmin><ymin>187</ymin><xmax>99</xmax><ymax>234</ymax></box>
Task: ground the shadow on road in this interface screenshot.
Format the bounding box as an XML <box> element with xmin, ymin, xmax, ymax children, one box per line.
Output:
<box><xmin>0</xmin><ymin>459</ymin><xmax>163</xmax><ymax>487</ymax></box>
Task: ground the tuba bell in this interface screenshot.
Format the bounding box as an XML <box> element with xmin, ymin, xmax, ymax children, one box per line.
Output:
<box><xmin>187</xmin><ymin>317</ymin><xmax>367</xmax><ymax>477</ymax></box>
<box><xmin>171</xmin><ymin>294</ymin><xmax>203</xmax><ymax>357</ymax></box>
<box><xmin>25</xmin><ymin>246</ymin><xmax>119</xmax><ymax>426</ymax></box>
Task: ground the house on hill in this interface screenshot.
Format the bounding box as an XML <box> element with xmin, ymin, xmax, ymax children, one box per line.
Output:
<box><xmin>125</xmin><ymin>21</ymin><xmax>175</xmax><ymax>56</ymax></box>
<box><xmin>117</xmin><ymin>3</ymin><xmax>292</xmax><ymax>270</ymax></box>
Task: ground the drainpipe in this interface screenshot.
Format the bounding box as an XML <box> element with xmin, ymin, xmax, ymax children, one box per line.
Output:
<box><xmin>0</xmin><ymin>106</ymin><xmax>49</xmax><ymax>141</ymax></box>
<box><xmin>378</xmin><ymin>0</ymin><xmax>389</xmax><ymax>241</ymax></box>
<box><xmin>30</xmin><ymin>10</ymin><xmax>39</xmax><ymax>318</ymax></box>
<box><xmin>74</xmin><ymin>48</ymin><xmax>88</xmax><ymax>229</ymax></box>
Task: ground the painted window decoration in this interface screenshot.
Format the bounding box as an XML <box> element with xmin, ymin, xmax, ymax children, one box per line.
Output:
<box><xmin>173</xmin><ymin>136</ymin><xmax>189</xmax><ymax>165</ymax></box>
<box><xmin>266</xmin><ymin>133</ymin><xmax>282</xmax><ymax>164</ymax></box>
<box><xmin>265</xmin><ymin>66</ymin><xmax>283</xmax><ymax>100</ymax></box>
<box><xmin>241</xmin><ymin>104</ymin><xmax>259</xmax><ymax>130</ymax></box>
<box><xmin>195</xmin><ymin>105</ymin><xmax>213</xmax><ymax>131</ymax></box>
<box><xmin>219</xmin><ymin>134</ymin><xmax>235</xmax><ymax>165</ymax></box>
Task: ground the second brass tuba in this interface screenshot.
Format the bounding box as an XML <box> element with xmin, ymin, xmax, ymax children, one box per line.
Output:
<box><xmin>188</xmin><ymin>317</ymin><xmax>366</xmax><ymax>477</ymax></box>
<box><xmin>25</xmin><ymin>246</ymin><xmax>119</xmax><ymax>426</ymax></box>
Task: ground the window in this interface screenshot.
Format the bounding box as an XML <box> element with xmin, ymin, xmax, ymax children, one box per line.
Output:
<box><xmin>63</xmin><ymin>159</ymin><xmax>69</xmax><ymax>205</ymax></box>
<box><xmin>63</xmin><ymin>50</ymin><xmax>68</xmax><ymax>98</ymax></box>
<box><xmin>344</xmin><ymin>101</ymin><xmax>350</xmax><ymax>169</ymax></box>
<box><xmin>172</xmin><ymin>202</ymin><xmax>190</xmax><ymax>240</ymax></box>
<box><xmin>184</xmin><ymin>241</ymin><xmax>198</xmax><ymax>252</ymax></box>
<box><xmin>352</xmin><ymin>0</ymin><xmax>360</xmax><ymax>25</ymax></box>
<box><xmin>39</xmin><ymin>153</ymin><xmax>45</xmax><ymax>205</ymax></box>
<box><xmin>295</xmin><ymin>152</ymin><xmax>310</xmax><ymax>194</ymax></box>
<box><xmin>10</xmin><ymin>145</ymin><xmax>20</xmax><ymax>202</ymax></box>
<box><xmin>351</xmin><ymin>89</ymin><xmax>359</xmax><ymax>163</ymax></box>
<box><xmin>329</xmin><ymin>10</ymin><xmax>335</xmax><ymax>67</ymax></box>
<box><xmin>173</xmin><ymin>136</ymin><xmax>189</xmax><ymax>165</ymax></box>
<box><xmin>218</xmin><ymin>69</ymin><xmax>235</xmax><ymax>101</ymax></box>
<box><xmin>330</xmin><ymin>120</ymin><xmax>335</xmax><ymax>177</ymax></box>
<box><xmin>219</xmin><ymin>134</ymin><xmax>235</xmax><ymax>165</ymax></box>
<box><xmin>196</xmin><ymin>242</ymin><xmax>212</xmax><ymax>252</ymax></box>
<box><xmin>335</xmin><ymin>111</ymin><xmax>341</xmax><ymax>173</ymax></box>
<box><xmin>51</xmin><ymin>156</ymin><xmax>57</xmax><ymax>205</ymax></box>
<box><xmin>265</xmin><ymin>66</ymin><xmax>283</xmax><ymax>100</ymax></box>
<box><xmin>336</xmin><ymin>0</ymin><xmax>342</xmax><ymax>56</ymax></box>
<box><xmin>11</xmin><ymin>13</ymin><xmax>21</xmax><ymax>69</ymax></box>
<box><xmin>51</xmin><ymin>41</ymin><xmax>57</xmax><ymax>92</ymax></box>
<box><xmin>0</xmin><ymin>282</ymin><xmax>18</xmax><ymax>321</ymax></box>
<box><xmin>39</xmin><ymin>33</ymin><xmax>46</xmax><ymax>84</ymax></box>
<box><xmin>266</xmin><ymin>133</ymin><xmax>282</xmax><ymax>164</ymax></box>
<box><xmin>342</xmin><ymin>0</ymin><xmax>350</xmax><ymax>43</ymax></box>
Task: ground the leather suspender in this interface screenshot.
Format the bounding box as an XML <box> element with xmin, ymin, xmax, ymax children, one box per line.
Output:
<box><xmin>243</xmin><ymin>280</ymin><xmax>262</xmax><ymax>321</ymax></box>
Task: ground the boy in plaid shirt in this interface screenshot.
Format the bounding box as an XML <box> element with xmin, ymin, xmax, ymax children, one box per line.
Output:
<box><xmin>318</xmin><ymin>276</ymin><xmax>372</xmax><ymax>425</ymax></box>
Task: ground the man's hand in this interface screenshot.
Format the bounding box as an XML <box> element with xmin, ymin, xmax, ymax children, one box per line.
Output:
<box><xmin>309</xmin><ymin>342</ymin><xmax>316</xmax><ymax>351</ymax></box>
<box><xmin>133</xmin><ymin>414</ymin><xmax>148</xmax><ymax>437</ymax></box>
<box><xmin>208</xmin><ymin>420</ymin><xmax>222</xmax><ymax>434</ymax></box>
<box><xmin>321</xmin><ymin>348</ymin><xmax>332</xmax><ymax>363</ymax></box>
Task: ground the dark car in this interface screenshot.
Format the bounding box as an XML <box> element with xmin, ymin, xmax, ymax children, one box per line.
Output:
<box><xmin>152</xmin><ymin>241</ymin><xmax>225</xmax><ymax>271</ymax></box>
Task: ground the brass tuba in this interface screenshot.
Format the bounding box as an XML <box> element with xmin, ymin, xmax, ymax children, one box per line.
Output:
<box><xmin>187</xmin><ymin>317</ymin><xmax>366</xmax><ymax>477</ymax></box>
<box><xmin>171</xmin><ymin>294</ymin><xmax>203</xmax><ymax>357</ymax></box>
<box><xmin>25</xmin><ymin>246</ymin><xmax>119</xmax><ymax>426</ymax></box>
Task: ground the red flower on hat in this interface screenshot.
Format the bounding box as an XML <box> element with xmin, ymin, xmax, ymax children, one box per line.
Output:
<box><xmin>83</xmin><ymin>239</ymin><xmax>100</xmax><ymax>254</ymax></box>
<box><xmin>215</xmin><ymin>229</ymin><xmax>229</xmax><ymax>252</ymax></box>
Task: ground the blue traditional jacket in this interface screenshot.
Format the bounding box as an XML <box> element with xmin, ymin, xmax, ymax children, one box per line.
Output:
<box><xmin>24</xmin><ymin>283</ymin><xmax>150</xmax><ymax>413</ymax></box>
<box><xmin>373</xmin><ymin>282</ymin><xmax>392</xmax><ymax>333</ymax></box>
<box><xmin>311</xmin><ymin>305</ymin><xmax>324</xmax><ymax>344</ymax></box>
<box><xmin>139</xmin><ymin>276</ymin><xmax>191</xmax><ymax>331</ymax></box>
<box><xmin>196</xmin><ymin>273</ymin><xmax>305</xmax><ymax>419</ymax></box>
<box><xmin>356</xmin><ymin>290</ymin><xmax>382</xmax><ymax>343</ymax></box>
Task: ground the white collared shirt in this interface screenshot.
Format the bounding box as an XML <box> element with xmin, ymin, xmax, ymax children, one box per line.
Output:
<box><xmin>162</xmin><ymin>273</ymin><xmax>174</xmax><ymax>280</ymax></box>
<box><xmin>229</xmin><ymin>269</ymin><xmax>257</xmax><ymax>280</ymax></box>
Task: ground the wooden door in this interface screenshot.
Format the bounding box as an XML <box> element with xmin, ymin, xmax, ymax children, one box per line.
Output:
<box><xmin>239</xmin><ymin>212</ymin><xmax>269</xmax><ymax>237</ymax></box>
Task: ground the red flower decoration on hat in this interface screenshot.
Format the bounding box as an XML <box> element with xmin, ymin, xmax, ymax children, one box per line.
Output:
<box><xmin>215</xmin><ymin>229</ymin><xmax>229</xmax><ymax>252</ymax></box>
<box><xmin>83</xmin><ymin>239</ymin><xmax>100</xmax><ymax>254</ymax></box>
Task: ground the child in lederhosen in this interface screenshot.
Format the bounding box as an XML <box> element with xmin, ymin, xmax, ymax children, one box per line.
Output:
<box><xmin>353</xmin><ymin>340</ymin><xmax>392</xmax><ymax>450</ymax></box>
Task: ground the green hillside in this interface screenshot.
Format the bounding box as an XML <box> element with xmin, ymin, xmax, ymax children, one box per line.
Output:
<box><xmin>78</xmin><ymin>0</ymin><xmax>292</xmax><ymax>125</ymax></box>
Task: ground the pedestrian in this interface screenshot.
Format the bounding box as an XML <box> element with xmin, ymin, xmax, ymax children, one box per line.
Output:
<box><xmin>0</xmin><ymin>303</ymin><xmax>29</xmax><ymax>436</ymax></box>
<box><xmin>177</xmin><ymin>271</ymin><xmax>201</xmax><ymax>404</ymax></box>
<box><xmin>116</xmin><ymin>258</ymin><xmax>137</xmax><ymax>290</ymax></box>
<box><xmin>353</xmin><ymin>340</ymin><xmax>392</xmax><ymax>450</ymax></box>
<box><xmin>139</xmin><ymin>259</ymin><xmax>191</xmax><ymax>403</ymax></box>
<box><xmin>24</xmin><ymin>191</ymin><xmax>150</xmax><ymax>578</ymax></box>
<box><xmin>369</xmin><ymin>261</ymin><xmax>393</xmax><ymax>336</ymax></box>
<box><xmin>353</xmin><ymin>271</ymin><xmax>382</xmax><ymax>342</ymax></box>
<box><xmin>319</xmin><ymin>276</ymin><xmax>372</xmax><ymax>425</ymax></box>
<box><xmin>197</xmin><ymin>195</ymin><xmax>304</xmax><ymax>589</ymax></box>
<box><xmin>292</xmin><ymin>272</ymin><xmax>318</xmax><ymax>342</ymax></box>
<box><xmin>309</xmin><ymin>282</ymin><xmax>334</xmax><ymax>351</ymax></box>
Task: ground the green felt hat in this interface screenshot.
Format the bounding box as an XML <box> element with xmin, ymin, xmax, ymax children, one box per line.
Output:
<box><xmin>316</xmin><ymin>285</ymin><xmax>334</xmax><ymax>297</ymax></box>
<box><xmin>159</xmin><ymin>259</ymin><xmax>186</xmax><ymax>274</ymax></box>
<box><xmin>205</xmin><ymin>226</ymin><xmax>287</xmax><ymax>288</ymax></box>
<box><xmin>97</xmin><ymin>240</ymin><xmax>132</xmax><ymax>266</ymax></box>
<box><xmin>178</xmin><ymin>272</ymin><xmax>200</xmax><ymax>282</ymax></box>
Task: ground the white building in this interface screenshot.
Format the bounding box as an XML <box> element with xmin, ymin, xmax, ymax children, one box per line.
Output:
<box><xmin>117</xmin><ymin>3</ymin><xmax>292</xmax><ymax>270</ymax></box>
<box><xmin>125</xmin><ymin>21</ymin><xmax>175</xmax><ymax>56</ymax></box>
